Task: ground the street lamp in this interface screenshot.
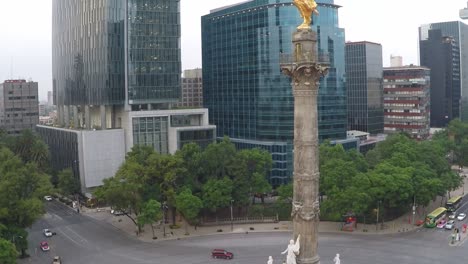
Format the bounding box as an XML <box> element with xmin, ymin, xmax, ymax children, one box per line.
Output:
<box><xmin>230</xmin><ymin>200</ymin><xmax>234</xmax><ymax>232</ymax></box>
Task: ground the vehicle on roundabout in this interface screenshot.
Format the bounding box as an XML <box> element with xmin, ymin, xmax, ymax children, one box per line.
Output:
<box><xmin>445</xmin><ymin>220</ymin><xmax>455</xmax><ymax>230</ymax></box>
<box><xmin>40</xmin><ymin>241</ymin><xmax>50</xmax><ymax>251</ymax></box>
<box><xmin>449</xmin><ymin>213</ymin><xmax>457</xmax><ymax>220</ymax></box>
<box><xmin>436</xmin><ymin>219</ymin><xmax>447</xmax><ymax>229</ymax></box>
<box><xmin>52</xmin><ymin>256</ymin><xmax>62</xmax><ymax>264</ymax></box>
<box><xmin>43</xmin><ymin>229</ymin><xmax>53</xmax><ymax>237</ymax></box>
<box><xmin>458</xmin><ymin>213</ymin><xmax>467</xmax><ymax>221</ymax></box>
<box><xmin>211</xmin><ymin>249</ymin><xmax>234</xmax><ymax>259</ymax></box>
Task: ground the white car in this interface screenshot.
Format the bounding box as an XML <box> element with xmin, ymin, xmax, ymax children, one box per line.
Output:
<box><xmin>457</xmin><ymin>213</ymin><xmax>467</xmax><ymax>221</ymax></box>
<box><xmin>449</xmin><ymin>213</ymin><xmax>457</xmax><ymax>220</ymax></box>
<box><xmin>445</xmin><ymin>220</ymin><xmax>456</xmax><ymax>230</ymax></box>
<box><xmin>44</xmin><ymin>196</ymin><xmax>53</xmax><ymax>201</ymax></box>
<box><xmin>43</xmin><ymin>229</ymin><xmax>53</xmax><ymax>237</ymax></box>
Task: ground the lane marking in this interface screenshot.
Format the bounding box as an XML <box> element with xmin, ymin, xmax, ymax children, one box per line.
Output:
<box><xmin>57</xmin><ymin>227</ymin><xmax>84</xmax><ymax>247</ymax></box>
<box><xmin>65</xmin><ymin>226</ymin><xmax>89</xmax><ymax>243</ymax></box>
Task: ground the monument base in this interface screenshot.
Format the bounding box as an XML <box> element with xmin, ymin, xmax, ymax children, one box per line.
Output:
<box><xmin>298</xmin><ymin>255</ymin><xmax>320</xmax><ymax>264</ymax></box>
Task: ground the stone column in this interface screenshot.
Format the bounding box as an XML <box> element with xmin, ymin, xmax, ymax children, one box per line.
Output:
<box><xmin>100</xmin><ymin>105</ymin><xmax>106</xmax><ymax>130</ymax></box>
<box><xmin>63</xmin><ymin>105</ymin><xmax>70</xmax><ymax>128</ymax></box>
<box><xmin>73</xmin><ymin>105</ymin><xmax>79</xmax><ymax>129</ymax></box>
<box><xmin>84</xmin><ymin>105</ymin><xmax>91</xmax><ymax>130</ymax></box>
<box><xmin>281</xmin><ymin>29</ymin><xmax>328</xmax><ymax>264</ymax></box>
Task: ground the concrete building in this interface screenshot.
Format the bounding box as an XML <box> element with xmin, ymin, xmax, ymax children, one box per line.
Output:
<box><xmin>202</xmin><ymin>0</ymin><xmax>346</xmax><ymax>185</ymax></box>
<box><xmin>177</xmin><ymin>69</ymin><xmax>203</xmax><ymax>108</ymax></box>
<box><xmin>38</xmin><ymin>0</ymin><xmax>216</xmax><ymax>194</ymax></box>
<box><xmin>47</xmin><ymin>91</ymin><xmax>53</xmax><ymax>106</ymax></box>
<box><xmin>383</xmin><ymin>66</ymin><xmax>431</xmax><ymax>139</ymax></box>
<box><xmin>390</xmin><ymin>55</ymin><xmax>403</xmax><ymax>67</ymax></box>
<box><xmin>419</xmin><ymin>21</ymin><xmax>468</xmax><ymax>124</ymax></box>
<box><xmin>0</xmin><ymin>80</ymin><xmax>39</xmax><ymax>135</ymax></box>
<box><xmin>345</xmin><ymin>41</ymin><xmax>384</xmax><ymax>134</ymax></box>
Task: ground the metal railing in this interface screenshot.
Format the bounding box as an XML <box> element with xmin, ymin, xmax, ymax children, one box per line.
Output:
<box><xmin>200</xmin><ymin>216</ymin><xmax>279</xmax><ymax>226</ymax></box>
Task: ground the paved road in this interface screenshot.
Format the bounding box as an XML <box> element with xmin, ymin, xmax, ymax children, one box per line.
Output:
<box><xmin>20</xmin><ymin>200</ymin><xmax>468</xmax><ymax>264</ymax></box>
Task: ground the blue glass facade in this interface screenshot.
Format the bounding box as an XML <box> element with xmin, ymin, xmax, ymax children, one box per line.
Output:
<box><xmin>127</xmin><ymin>0</ymin><xmax>181</xmax><ymax>105</ymax></box>
<box><xmin>202</xmin><ymin>0</ymin><xmax>346</xmax><ymax>185</ymax></box>
<box><xmin>52</xmin><ymin>0</ymin><xmax>181</xmax><ymax>107</ymax></box>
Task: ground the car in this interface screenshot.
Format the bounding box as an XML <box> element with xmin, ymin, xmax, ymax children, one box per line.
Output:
<box><xmin>449</xmin><ymin>213</ymin><xmax>457</xmax><ymax>220</ymax></box>
<box><xmin>458</xmin><ymin>213</ymin><xmax>467</xmax><ymax>221</ymax></box>
<box><xmin>52</xmin><ymin>256</ymin><xmax>62</xmax><ymax>264</ymax></box>
<box><xmin>111</xmin><ymin>209</ymin><xmax>126</xmax><ymax>216</ymax></box>
<box><xmin>445</xmin><ymin>220</ymin><xmax>456</xmax><ymax>230</ymax></box>
<box><xmin>44</xmin><ymin>196</ymin><xmax>53</xmax><ymax>201</ymax></box>
<box><xmin>43</xmin><ymin>229</ymin><xmax>53</xmax><ymax>237</ymax></box>
<box><xmin>211</xmin><ymin>249</ymin><xmax>234</xmax><ymax>259</ymax></box>
<box><xmin>40</xmin><ymin>241</ymin><xmax>50</xmax><ymax>251</ymax></box>
<box><xmin>437</xmin><ymin>220</ymin><xmax>447</xmax><ymax>228</ymax></box>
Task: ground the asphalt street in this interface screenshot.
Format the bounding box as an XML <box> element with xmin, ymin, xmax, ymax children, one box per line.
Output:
<box><xmin>19</xmin><ymin>200</ymin><xmax>468</xmax><ymax>264</ymax></box>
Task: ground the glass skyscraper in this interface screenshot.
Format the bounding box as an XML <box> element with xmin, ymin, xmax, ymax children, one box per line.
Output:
<box><xmin>202</xmin><ymin>0</ymin><xmax>346</xmax><ymax>185</ymax></box>
<box><xmin>53</xmin><ymin>0</ymin><xmax>181</xmax><ymax>110</ymax></box>
<box><xmin>345</xmin><ymin>41</ymin><xmax>384</xmax><ymax>134</ymax></box>
<box><xmin>419</xmin><ymin>21</ymin><xmax>468</xmax><ymax>123</ymax></box>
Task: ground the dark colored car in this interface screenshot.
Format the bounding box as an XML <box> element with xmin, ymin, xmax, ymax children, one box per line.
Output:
<box><xmin>211</xmin><ymin>249</ymin><xmax>234</xmax><ymax>259</ymax></box>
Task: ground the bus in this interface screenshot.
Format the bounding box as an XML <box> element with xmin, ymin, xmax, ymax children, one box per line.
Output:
<box><xmin>425</xmin><ymin>207</ymin><xmax>447</xmax><ymax>228</ymax></box>
<box><xmin>446</xmin><ymin>195</ymin><xmax>463</xmax><ymax>212</ymax></box>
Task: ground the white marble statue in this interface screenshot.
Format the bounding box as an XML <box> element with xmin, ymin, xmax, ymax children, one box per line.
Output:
<box><xmin>333</xmin><ymin>253</ymin><xmax>341</xmax><ymax>264</ymax></box>
<box><xmin>281</xmin><ymin>235</ymin><xmax>301</xmax><ymax>264</ymax></box>
<box><xmin>267</xmin><ymin>256</ymin><xmax>273</xmax><ymax>264</ymax></box>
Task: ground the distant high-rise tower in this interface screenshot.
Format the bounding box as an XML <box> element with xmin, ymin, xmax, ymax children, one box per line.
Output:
<box><xmin>0</xmin><ymin>80</ymin><xmax>39</xmax><ymax>134</ymax></box>
<box><xmin>383</xmin><ymin>66</ymin><xmax>431</xmax><ymax>139</ymax></box>
<box><xmin>47</xmin><ymin>91</ymin><xmax>53</xmax><ymax>106</ymax></box>
<box><xmin>202</xmin><ymin>0</ymin><xmax>346</xmax><ymax>185</ymax></box>
<box><xmin>178</xmin><ymin>69</ymin><xmax>203</xmax><ymax>108</ymax></box>
<box><xmin>460</xmin><ymin>2</ymin><xmax>468</xmax><ymax>19</ymax></box>
<box><xmin>390</xmin><ymin>55</ymin><xmax>403</xmax><ymax>67</ymax></box>
<box><xmin>345</xmin><ymin>41</ymin><xmax>384</xmax><ymax>134</ymax></box>
<box><xmin>420</xmin><ymin>27</ymin><xmax>461</xmax><ymax>127</ymax></box>
<box><xmin>419</xmin><ymin>21</ymin><xmax>468</xmax><ymax>123</ymax></box>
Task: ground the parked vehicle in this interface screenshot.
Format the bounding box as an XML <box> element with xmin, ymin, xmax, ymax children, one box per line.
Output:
<box><xmin>44</xmin><ymin>196</ymin><xmax>53</xmax><ymax>201</ymax></box>
<box><xmin>211</xmin><ymin>249</ymin><xmax>234</xmax><ymax>259</ymax></box>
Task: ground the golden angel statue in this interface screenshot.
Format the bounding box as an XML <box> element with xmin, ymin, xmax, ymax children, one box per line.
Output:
<box><xmin>293</xmin><ymin>0</ymin><xmax>319</xmax><ymax>30</ymax></box>
<box><xmin>281</xmin><ymin>235</ymin><xmax>301</xmax><ymax>264</ymax></box>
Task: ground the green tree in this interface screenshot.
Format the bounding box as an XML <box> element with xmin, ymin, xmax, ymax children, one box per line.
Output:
<box><xmin>175</xmin><ymin>188</ymin><xmax>203</xmax><ymax>234</ymax></box>
<box><xmin>10</xmin><ymin>130</ymin><xmax>49</xmax><ymax>172</ymax></box>
<box><xmin>175</xmin><ymin>143</ymin><xmax>203</xmax><ymax>193</ymax></box>
<box><xmin>202</xmin><ymin>177</ymin><xmax>233</xmax><ymax>212</ymax></box>
<box><xmin>200</xmin><ymin>137</ymin><xmax>237</xmax><ymax>180</ymax></box>
<box><xmin>95</xmin><ymin>159</ymin><xmax>146</xmax><ymax>231</ymax></box>
<box><xmin>57</xmin><ymin>168</ymin><xmax>80</xmax><ymax>197</ymax></box>
<box><xmin>0</xmin><ymin>238</ymin><xmax>17</xmax><ymax>264</ymax></box>
<box><xmin>137</xmin><ymin>199</ymin><xmax>162</xmax><ymax>238</ymax></box>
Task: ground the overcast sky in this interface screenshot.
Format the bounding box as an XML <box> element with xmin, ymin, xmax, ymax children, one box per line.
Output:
<box><xmin>0</xmin><ymin>0</ymin><xmax>467</xmax><ymax>101</ymax></box>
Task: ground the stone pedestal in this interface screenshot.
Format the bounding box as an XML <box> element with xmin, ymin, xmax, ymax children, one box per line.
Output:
<box><xmin>280</xmin><ymin>29</ymin><xmax>328</xmax><ymax>264</ymax></box>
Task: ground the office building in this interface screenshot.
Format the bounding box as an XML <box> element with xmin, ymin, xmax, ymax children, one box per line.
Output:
<box><xmin>47</xmin><ymin>91</ymin><xmax>53</xmax><ymax>106</ymax></box>
<box><xmin>0</xmin><ymin>80</ymin><xmax>39</xmax><ymax>135</ymax></box>
<box><xmin>390</xmin><ymin>55</ymin><xmax>403</xmax><ymax>67</ymax></box>
<box><xmin>202</xmin><ymin>0</ymin><xmax>346</xmax><ymax>185</ymax></box>
<box><xmin>39</xmin><ymin>0</ymin><xmax>215</xmax><ymax>194</ymax></box>
<box><xmin>345</xmin><ymin>41</ymin><xmax>384</xmax><ymax>134</ymax></box>
<box><xmin>420</xmin><ymin>26</ymin><xmax>462</xmax><ymax>127</ymax></box>
<box><xmin>383</xmin><ymin>66</ymin><xmax>431</xmax><ymax>139</ymax></box>
<box><xmin>419</xmin><ymin>21</ymin><xmax>468</xmax><ymax>124</ymax></box>
<box><xmin>177</xmin><ymin>69</ymin><xmax>203</xmax><ymax>108</ymax></box>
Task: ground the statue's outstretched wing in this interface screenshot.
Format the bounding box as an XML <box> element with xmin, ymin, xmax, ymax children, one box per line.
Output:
<box><xmin>305</xmin><ymin>0</ymin><xmax>317</xmax><ymax>10</ymax></box>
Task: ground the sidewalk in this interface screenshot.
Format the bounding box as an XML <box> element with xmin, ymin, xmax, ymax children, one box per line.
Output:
<box><xmin>82</xmin><ymin>176</ymin><xmax>468</xmax><ymax>242</ymax></box>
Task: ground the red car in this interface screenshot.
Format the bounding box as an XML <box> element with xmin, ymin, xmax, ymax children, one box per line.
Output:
<box><xmin>211</xmin><ymin>249</ymin><xmax>233</xmax><ymax>259</ymax></box>
<box><xmin>40</xmin><ymin>241</ymin><xmax>50</xmax><ymax>251</ymax></box>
